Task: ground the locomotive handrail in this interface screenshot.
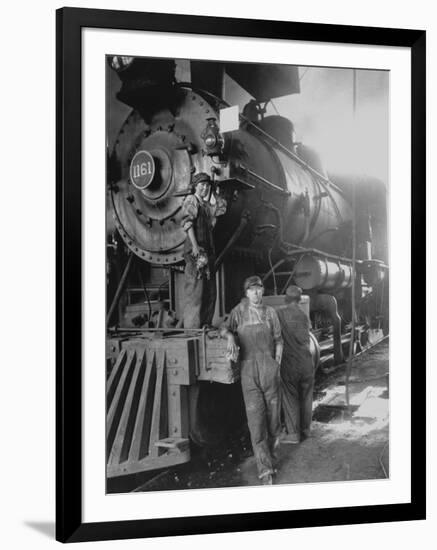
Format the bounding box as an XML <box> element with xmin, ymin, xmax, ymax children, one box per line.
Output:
<box><xmin>214</xmin><ymin>210</ymin><xmax>251</xmax><ymax>273</ymax></box>
<box><xmin>106</xmin><ymin>252</ymin><xmax>134</xmax><ymax>326</ymax></box>
<box><xmin>108</xmin><ymin>327</ymin><xmax>205</xmax><ymax>333</ymax></box>
<box><xmin>238</xmin><ymin>164</ymin><xmax>291</xmax><ymax>196</ymax></box>
<box><xmin>239</xmin><ymin>112</ymin><xmax>345</xmax><ymax>197</ymax></box>
<box><xmin>262</xmin><ymin>249</ymin><xmax>355</xmax><ymax>286</ymax></box>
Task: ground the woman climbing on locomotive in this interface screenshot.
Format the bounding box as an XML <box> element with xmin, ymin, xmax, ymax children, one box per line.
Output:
<box><xmin>181</xmin><ymin>172</ymin><xmax>227</xmax><ymax>329</ymax></box>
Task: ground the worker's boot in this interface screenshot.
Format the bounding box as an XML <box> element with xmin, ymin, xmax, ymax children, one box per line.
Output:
<box><xmin>271</xmin><ymin>436</ymin><xmax>281</xmax><ymax>467</ymax></box>
<box><xmin>259</xmin><ymin>471</ymin><xmax>274</xmax><ymax>485</ymax></box>
<box><xmin>260</xmin><ymin>474</ymin><xmax>273</xmax><ymax>485</ymax></box>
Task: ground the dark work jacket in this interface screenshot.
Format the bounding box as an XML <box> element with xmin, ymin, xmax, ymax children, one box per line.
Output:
<box><xmin>277</xmin><ymin>303</ymin><xmax>313</xmax><ymax>375</ymax></box>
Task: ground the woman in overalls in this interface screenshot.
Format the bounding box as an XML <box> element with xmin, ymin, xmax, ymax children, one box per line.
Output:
<box><xmin>181</xmin><ymin>172</ymin><xmax>227</xmax><ymax>446</ymax></box>
<box><xmin>181</xmin><ymin>172</ymin><xmax>226</xmax><ymax>329</ymax></box>
<box><xmin>222</xmin><ymin>276</ymin><xmax>283</xmax><ymax>485</ymax></box>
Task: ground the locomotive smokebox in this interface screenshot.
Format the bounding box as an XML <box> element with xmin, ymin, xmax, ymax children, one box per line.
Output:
<box><xmin>112</xmin><ymin>114</ymin><xmax>194</xmax><ymax>264</ymax></box>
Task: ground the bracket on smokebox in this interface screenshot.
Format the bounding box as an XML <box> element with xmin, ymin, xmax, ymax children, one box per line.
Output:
<box><xmin>172</xmin><ymin>178</ymin><xmax>254</xmax><ymax>197</ymax></box>
<box><xmin>217</xmin><ymin>177</ymin><xmax>255</xmax><ymax>190</ymax></box>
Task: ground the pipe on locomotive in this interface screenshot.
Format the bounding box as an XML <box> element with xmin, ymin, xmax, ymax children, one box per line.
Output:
<box><xmin>262</xmin><ymin>247</ymin><xmax>388</xmax><ymax>293</ymax></box>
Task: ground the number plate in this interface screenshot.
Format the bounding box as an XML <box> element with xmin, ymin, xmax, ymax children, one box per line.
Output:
<box><xmin>130</xmin><ymin>150</ymin><xmax>155</xmax><ymax>190</ymax></box>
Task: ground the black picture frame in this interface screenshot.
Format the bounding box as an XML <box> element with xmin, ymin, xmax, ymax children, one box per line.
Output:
<box><xmin>56</xmin><ymin>7</ymin><xmax>426</xmax><ymax>543</ymax></box>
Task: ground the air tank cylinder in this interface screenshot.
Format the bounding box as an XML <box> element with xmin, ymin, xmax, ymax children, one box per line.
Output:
<box><xmin>294</xmin><ymin>255</ymin><xmax>353</xmax><ymax>291</ymax></box>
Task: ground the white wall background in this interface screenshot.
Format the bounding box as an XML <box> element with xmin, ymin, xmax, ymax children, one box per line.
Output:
<box><xmin>0</xmin><ymin>1</ymin><xmax>433</xmax><ymax>548</ymax></box>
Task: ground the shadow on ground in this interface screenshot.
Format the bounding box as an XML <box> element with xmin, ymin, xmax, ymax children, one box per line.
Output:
<box><xmin>24</xmin><ymin>521</ymin><xmax>55</xmax><ymax>539</ymax></box>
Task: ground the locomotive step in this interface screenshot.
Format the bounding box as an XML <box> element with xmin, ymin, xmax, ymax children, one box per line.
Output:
<box><xmin>154</xmin><ymin>437</ymin><xmax>190</xmax><ymax>451</ymax></box>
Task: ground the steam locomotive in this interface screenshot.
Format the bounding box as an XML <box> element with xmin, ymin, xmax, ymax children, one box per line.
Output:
<box><xmin>106</xmin><ymin>56</ymin><xmax>388</xmax><ymax>479</ymax></box>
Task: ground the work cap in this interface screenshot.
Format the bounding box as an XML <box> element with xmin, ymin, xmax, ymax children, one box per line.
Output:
<box><xmin>285</xmin><ymin>285</ymin><xmax>302</xmax><ymax>301</ymax></box>
<box><xmin>192</xmin><ymin>172</ymin><xmax>211</xmax><ymax>186</ymax></box>
<box><xmin>244</xmin><ymin>275</ymin><xmax>264</xmax><ymax>291</ymax></box>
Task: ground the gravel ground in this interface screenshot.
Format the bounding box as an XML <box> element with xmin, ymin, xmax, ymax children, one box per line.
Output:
<box><xmin>129</xmin><ymin>340</ymin><xmax>389</xmax><ymax>493</ymax></box>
